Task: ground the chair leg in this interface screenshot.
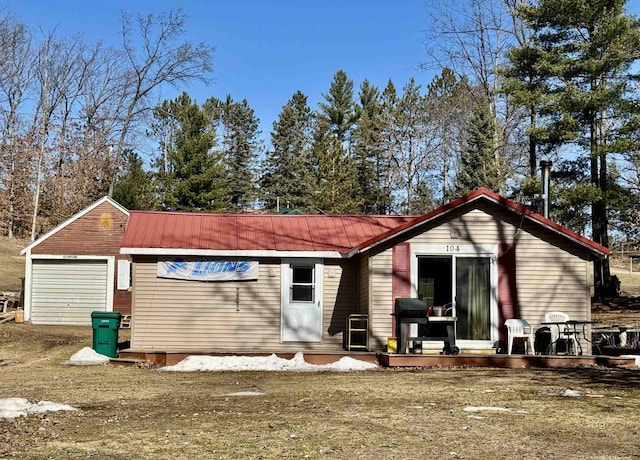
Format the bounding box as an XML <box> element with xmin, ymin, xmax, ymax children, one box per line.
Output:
<box><xmin>508</xmin><ymin>337</ymin><xmax>513</xmax><ymax>355</ymax></box>
<box><xmin>527</xmin><ymin>337</ymin><xmax>535</xmax><ymax>355</ymax></box>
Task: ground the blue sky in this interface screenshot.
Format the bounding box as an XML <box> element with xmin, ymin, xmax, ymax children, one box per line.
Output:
<box><xmin>9</xmin><ymin>0</ymin><xmax>640</xmax><ymax>151</ymax></box>
<box><xmin>7</xmin><ymin>0</ymin><xmax>430</xmax><ymax>145</ymax></box>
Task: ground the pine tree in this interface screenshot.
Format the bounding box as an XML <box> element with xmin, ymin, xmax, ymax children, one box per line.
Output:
<box><xmin>260</xmin><ymin>91</ymin><xmax>315</xmax><ymax>212</ymax></box>
<box><xmin>377</xmin><ymin>80</ymin><xmax>399</xmax><ymax>213</ymax></box>
<box><xmin>207</xmin><ymin>95</ymin><xmax>261</xmax><ymax>211</ymax></box>
<box><xmin>112</xmin><ymin>150</ymin><xmax>157</xmax><ymax>210</ymax></box>
<box><xmin>312</xmin><ymin>70</ymin><xmax>361</xmax><ymax>213</ymax></box>
<box><xmin>311</xmin><ymin>119</ymin><xmax>361</xmax><ymax>214</ymax></box>
<box><xmin>318</xmin><ymin>70</ymin><xmax>358</xmax><ymax>144</ymax></box>
<box><xmin>352</xmin><ymin>79</ymin><xmax>389</xmax><ymax>213</ymax></box>
<box><xmin>502</xmin><ymin>38</ymin><xmax>555</xmax><ymax>178</ymax></box>
<box><xmin>455</xmin><ymin>97</ymin><xmax>507</xmax><ymax>196</ymax></box>
<box><xmin>513</xmin><ymin>0</ymin><xmax>640</xmax><ymax>297</ymax></box>
<box><xmin>153</xmin><ymin>92</ymin><xmax>226</xmax><ymax>211</ymax></box>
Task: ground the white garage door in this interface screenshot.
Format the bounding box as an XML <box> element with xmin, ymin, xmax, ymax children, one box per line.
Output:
<box><xmin>31</xmin><ymin>259</ymin><xmax>109</xmax><ymax>325</ymax></box>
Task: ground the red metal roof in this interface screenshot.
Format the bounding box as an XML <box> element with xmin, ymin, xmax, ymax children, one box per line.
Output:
<box><xmin>120</xmin><ymin>188</ymin><xmax>609</xmax><ymax>258</ymax></box>
<box><xmin>121</xmin><ymin>211</ymin><xmax>415</xmax><ymax>254</ymax></box>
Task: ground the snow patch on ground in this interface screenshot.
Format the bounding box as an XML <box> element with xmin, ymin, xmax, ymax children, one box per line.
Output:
<box><xmin>464</xmin><ymin>406</ymin><xmax>528</xmax><ymax>414</ymax></box>
<box><xmin>560</xmin><ymin>389</ymin><xmax>583</xmax><ymax>397</ymax></box>
<box><xmin>621</xmin><ymin>355</ymin><xmax>640</xmax><ymax>366</ymax></box>
<box><xmin>65</xmin><ymin>347</ymin><xmax>110</xmax><ymax>365</ymax></box>
<box><xmin>159</xmin><ymin>352</ymin><xmax>378</xmax><ymax>372</ymax></box>
<box><xmin>464</xmin><ymin>406</ymin><xmax>512</xmax><ymax>413</ymax></box>
<box><xmin>0</xmin><ymin>398</ymin><xmax>77</xmax><ymax>419</ymax></box>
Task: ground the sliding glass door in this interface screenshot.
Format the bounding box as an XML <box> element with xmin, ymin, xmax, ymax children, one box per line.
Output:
<box><xmin>415</xmin><ymin>246</ymin><xmax>496</xmax><ymax>346</ymax></box>
<box><xmin>455</xmin><ymin>257</ymin><xmax>491</xmax><ymax>341</ymax></box>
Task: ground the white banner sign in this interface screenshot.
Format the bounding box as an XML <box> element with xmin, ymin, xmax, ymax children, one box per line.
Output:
<box><xmin>157</xmin><ymin>259</ymin><xmax>259</xmax><ymax>281</ymax></box>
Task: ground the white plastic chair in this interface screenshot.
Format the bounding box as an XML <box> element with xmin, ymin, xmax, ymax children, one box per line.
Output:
<box><xmin>505</xmin><ymin>319</ymin><xmax>535</xmax><ymax>355</ymax></box>
<box><xmin>544</xmin><ymin>311</ymin><xmax>578</xmax><ymax>354</ymax></box>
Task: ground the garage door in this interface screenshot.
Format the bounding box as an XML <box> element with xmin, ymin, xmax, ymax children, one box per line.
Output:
<box><xmin>31</xmin><ymin>259</ymin><xmax>109</xmax><ymax>325</ymax></box>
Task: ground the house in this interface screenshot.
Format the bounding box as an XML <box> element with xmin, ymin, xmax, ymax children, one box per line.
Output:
<box><xmin>120</xmin><ymin>188</ymin><xmax>609</xmax><ymax>354</ymax></box>
<box><xmin>21</xmin><ymin>197</ymin><xmax>131</xmax><ymax>325</ymax></box>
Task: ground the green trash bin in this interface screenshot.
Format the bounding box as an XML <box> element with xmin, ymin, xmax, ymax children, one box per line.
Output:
<box><xmin>91</xmin><ymin>311</ymin><xmax>121</xmax><ymax>358</ymax></box>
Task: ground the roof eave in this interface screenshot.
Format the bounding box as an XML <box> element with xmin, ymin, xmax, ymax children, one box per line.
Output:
<box><xmin>120</xmin><ymin>248</ymin><xmax>348</xmax><ymax>259</ymax></box>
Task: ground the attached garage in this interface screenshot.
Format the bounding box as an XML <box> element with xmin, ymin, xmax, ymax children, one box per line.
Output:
<box><xmin>21</xmin><ymin>197</ymin><xmax>131</xmax><ymax>325</ymax></box>
<box><xmin>30</xmin><ymin>258</ymin><xmax>112</xmax><ymax>325</ymax></box>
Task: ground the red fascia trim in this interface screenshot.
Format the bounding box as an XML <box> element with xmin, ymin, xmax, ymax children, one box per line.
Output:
<box><xmin>353</xmin><ymin>188</ymin><xmax>610</xmax><ymax>257</ymax></box>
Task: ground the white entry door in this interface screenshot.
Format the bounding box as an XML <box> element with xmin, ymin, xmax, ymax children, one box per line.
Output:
<box><xmin>281</xmin><ymin>259</ymin><xmax>323</xmax><ymax>342</ymax></box>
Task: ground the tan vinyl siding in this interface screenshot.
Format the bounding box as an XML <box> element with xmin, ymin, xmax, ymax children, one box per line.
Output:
<box><xmin>322</xmin><ymin>259</ymin><xmax>357</xmax><ymax>347</ymax></box>
<box><xmin>131</xmin><ymin>257</ymin><xmax>352</xmax><ymax>352</ymax></box>
<box><xmin>408</xmin><ymin>209</ymin><xmax>512</xmax><ymax>245</ymax></box>
<box><xmin>365</xmin><ymin>206</ymin><xmax>593</xmax><ymax>351</ymax></box>
<box><xmin>369</xmin><ymin>248</ymin><xmax>394</xmax><ymax>351</ymax></box>
<box><xmin>132</xmin><ymin>258</ymin><xmax>280</xmax><ymax>350</ymax></box>
<box><xmin>514</xmin><ymin>234</ymin><xmax>590</xmax><ymax>325</ymax></box>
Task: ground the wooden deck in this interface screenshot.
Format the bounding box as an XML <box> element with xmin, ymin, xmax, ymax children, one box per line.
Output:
<box><xmin>117</xmin><ymin>349</ymin><xmax>637</xmax><ymax>369</ymax></box>
<box><xmin>378</xmin><ymin>353</ymin><xmax>637</xmax><ymax>368</ymax></box>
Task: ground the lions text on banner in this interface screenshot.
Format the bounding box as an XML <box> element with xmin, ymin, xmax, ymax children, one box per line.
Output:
<box><xmin>157</xmin><ymin>259</ymin><xmax>259</xmax><ymax>281</ymax></box>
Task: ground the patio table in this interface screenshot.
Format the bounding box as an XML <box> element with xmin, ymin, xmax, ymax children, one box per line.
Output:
<box><xmin>568</xmin><ymin>320</ymin><xmax>600</xmax><ymax>354</ymax></box>
<box><xmin>541</xmin><ymin>320</ymin><xmax>599</xmax><ymax>355</ymax></box>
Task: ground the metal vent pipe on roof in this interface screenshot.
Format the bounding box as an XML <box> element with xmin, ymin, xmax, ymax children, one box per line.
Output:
<box><xmin>540</xmin><ymin>160</ymin><xmax>552</xmax><ymax>218</ymax></box>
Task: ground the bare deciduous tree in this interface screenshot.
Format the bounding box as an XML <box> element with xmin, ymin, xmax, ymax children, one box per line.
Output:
<box><xmin>0</xmin><ymin>13</ymin><xmax>35</xmax><ymax>238</ymax></box>
<box><xmin>109</xmin><ymin>8</ymin><xmax>214</xmax><ymax>196</ymax></box>
<box><xmin>422</xmin><ymin>0</ymin><xmax>525</xmax><ymax>192</ymax></box>
<box><xmin>386</xmin><ymin>78</ymin><xmax>439</xmax><ymax>214</ymax></box>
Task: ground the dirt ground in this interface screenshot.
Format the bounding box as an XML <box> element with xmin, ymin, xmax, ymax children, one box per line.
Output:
<box><xmin>1</xmin><ymin>323</ymin><xmax>640</xmax><ymax>459</ymax></box>
<box><xmin>592</xmin><ymin>265</ymin><xmax>640</xmax><ymax>327</ymax></box>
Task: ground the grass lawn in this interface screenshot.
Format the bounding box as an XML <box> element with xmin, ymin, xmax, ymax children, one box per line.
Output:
<box><xmin>1</xmin><ymin>323</ymin><xmax>639</xmax><ymax>459</ymax></box>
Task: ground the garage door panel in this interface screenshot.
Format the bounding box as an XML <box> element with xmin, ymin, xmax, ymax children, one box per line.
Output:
<box><xmin>32</xmin><ymin>288</ymin><xmax>107</xmax><ymax>298</ymax></box>
<box><xmin>31</xmin><ymin>259</ymin><xmax>109</xmax><ymax>326</ymax></box>
<box><xmin>31</xmin><ymin>310</ymin><xmax>96</xmax><ymax>324</ymax></box>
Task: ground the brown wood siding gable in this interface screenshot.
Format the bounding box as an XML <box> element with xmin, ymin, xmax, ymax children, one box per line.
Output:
<box><xmin>31</xmin><ymin>202</ymin><xmax>128</xmax><ymax>255</ymax></box>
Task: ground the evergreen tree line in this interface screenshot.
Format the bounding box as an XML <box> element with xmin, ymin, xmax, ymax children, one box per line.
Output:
<box><xmin>1</xmin><ymin>1</ymin><xmax>640</xmax><ymax>275</ymax></box>
<box><xmin>116</xmin><ymin>70</ymin><xmax>485</xmax><ymax>216</ymax></box>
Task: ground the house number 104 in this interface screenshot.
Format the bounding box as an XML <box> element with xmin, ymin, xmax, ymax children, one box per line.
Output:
<box><xmin>446</xmin><ymin>245</ymin><xmax>460</xmax><ymax>252</ymax></box>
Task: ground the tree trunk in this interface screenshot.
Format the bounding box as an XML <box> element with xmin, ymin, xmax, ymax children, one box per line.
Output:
<box><xmin>590</xmin><ymin>114</ymin><xmax>612</xmax><ymax>300</ymax></box>
<box><xmin>529</xmin><ymin>111</ymin><xmax>537</xmax><ymax>177</ymax></box>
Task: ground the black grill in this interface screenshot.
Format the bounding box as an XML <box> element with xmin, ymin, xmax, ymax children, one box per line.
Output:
<box><xmin>394</xmin><ymin>298</ymin><xmax>429</xmax><ymax>320</ymax></box>
<box><xmin>393</xmin><ymin>297</ymin><xmax>458</xmax><ymax>355</ymax></box>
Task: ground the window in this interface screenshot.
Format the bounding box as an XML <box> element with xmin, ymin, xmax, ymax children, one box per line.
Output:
<box><xmin>117</xmin><ymin>259</ymin><xmax>131</xmax><ymax>290</ymax></box>
<box><xmin>290</xmin><ymin>264</ymin><xmax>315</xmax><ymax>302</ymax></box>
